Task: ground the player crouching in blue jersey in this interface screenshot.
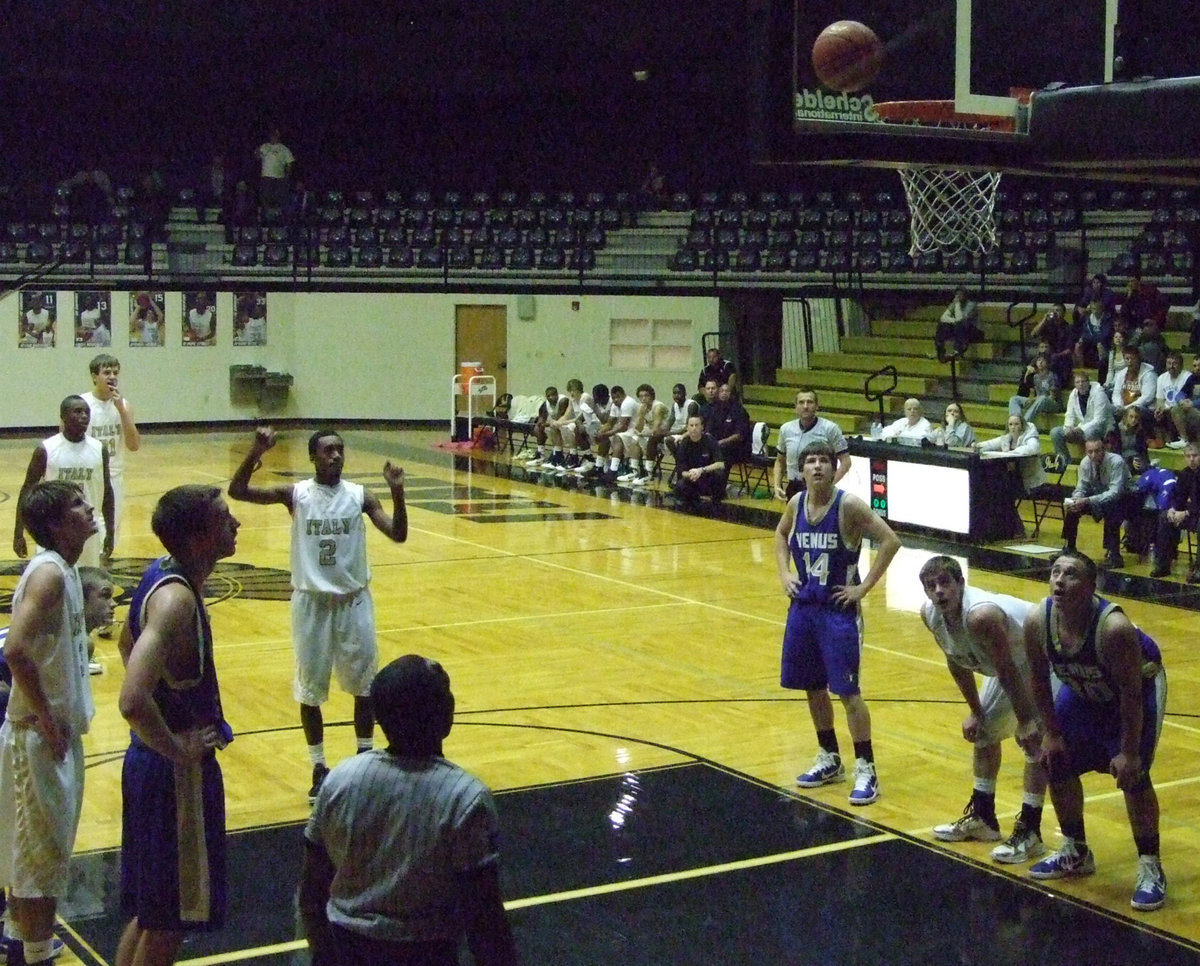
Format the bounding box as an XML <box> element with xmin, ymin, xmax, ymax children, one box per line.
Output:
<box><xmin>774</xmin><ymin>441</ymin><xmax>901</xmax><ymax>805</ymax></box>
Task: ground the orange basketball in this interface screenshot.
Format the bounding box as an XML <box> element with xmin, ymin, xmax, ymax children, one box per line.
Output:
<box><xmin>812</xmin><ymin>20</ymin><xmax>883</xmax><ymax>93</ymax></box>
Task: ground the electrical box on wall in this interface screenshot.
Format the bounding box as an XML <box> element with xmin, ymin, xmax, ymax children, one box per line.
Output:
<box><xmin>517</xmin><ymin>295</ymin><xmax>536</xmax><ymax>320</ymax></box>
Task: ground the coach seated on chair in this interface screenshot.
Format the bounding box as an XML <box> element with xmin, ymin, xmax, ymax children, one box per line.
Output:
<box><xmin>1151</xmin><ymin>442</ymin><xmax>1200</xmax><ymax>581</ymax></box>
<box><xmin>672</xmin><ymin>414</ymin><xmax>726</xmax><ymax>511</ymax></box>
<box><xmin>300</xmin><ymin>655</ymin><xmax>518</xmax><ymax>966</ymax></box>
<box><xmin>703</xmin><ymin>382</ymin><xmax>751</xmax><ymax>468</ymax></box>
<box><xmin>1061</xmin><ymin>432</ymin><xmax>1139</xmax><ymax>570</ymax></box>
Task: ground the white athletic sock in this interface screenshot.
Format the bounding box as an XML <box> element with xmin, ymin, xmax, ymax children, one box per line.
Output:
<box><xmin>973</xmin><ymin>778</ymin><xmax>997</xmax><ymax>795</ymax></box>
<box><xmin>23</xmin><ymin>939</ymin><xmax>55</xmax><ymax>963</ymax></box>
<box><xmin>609</xmin><ymin>457</ymin><xmax>620</xmax><ymax>471</ymax></box>
<box><xmin>1022</xmin><ymin>791</ymin><xmax>1046</xmax><ymax>808</ymax></box>
<box><xmin>308</xmin><ymin>743</ymin><xmax>326</xmax><ymax>766</ymax></box>
<box><xmin>356</xmin><ymin>737</ymin><xmax>373</xmax><ymax>753</ymax></box>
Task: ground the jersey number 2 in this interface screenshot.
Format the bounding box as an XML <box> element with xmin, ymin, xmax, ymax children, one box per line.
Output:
<box><xmin>318</xmin><ymin>539</ymin><xmax>337</xmax><ymax>566</ymax></box>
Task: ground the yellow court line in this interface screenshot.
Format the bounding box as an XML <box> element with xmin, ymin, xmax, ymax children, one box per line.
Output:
<box><xmin>177</xmin><ymin>833</ymin><xmax>897</xmax><ymax>964</ymax></box>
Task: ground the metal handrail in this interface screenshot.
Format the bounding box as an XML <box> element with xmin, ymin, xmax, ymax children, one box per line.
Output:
<box><xmin>864</xmin><ymin>365</ymin><xmax>898</xmax><ymax>430</ymax></box>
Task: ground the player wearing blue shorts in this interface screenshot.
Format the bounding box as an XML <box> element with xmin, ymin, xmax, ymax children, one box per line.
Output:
<box><xmin>116</xmin><ymin>485</ymin><xmax>240</xmax><ymax>966</ymax></box>
<box><xmin>1023</xmin><ymin>550</ymin><xmax>1168</xmax><ymax>911</ymax></box>
<box><xmin>774</xmin><ymin>441</ymin><xmax>900</xmax><ymax>805</ymax></box>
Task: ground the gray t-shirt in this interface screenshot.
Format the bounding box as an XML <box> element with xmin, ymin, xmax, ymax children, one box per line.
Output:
<box><xmin>777</xmin><ymin>416</ymin><xmax>848</xmax><ymax>481</ymax></box>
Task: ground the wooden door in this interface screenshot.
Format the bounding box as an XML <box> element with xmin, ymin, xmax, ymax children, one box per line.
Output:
<box><xmin>455</xmin><ymin>304</ymin><xmax>508</xmax><ymax>405</ymax></box>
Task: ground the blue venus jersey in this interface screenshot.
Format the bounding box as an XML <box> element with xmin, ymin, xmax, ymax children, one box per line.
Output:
<box><xmin>789</xmin><ymin>489</ymin><xmax>861</xmax><ymax>606</ymax></box>
<box><xmin>1043</xmin><ymin>595</ymin><xmax>1162</xmax><ymax>704</ymax></box>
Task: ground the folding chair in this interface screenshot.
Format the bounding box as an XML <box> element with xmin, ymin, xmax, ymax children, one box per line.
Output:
<box><xmin>730</xmin><ymin>423</ymin><xmax>774</xmax><ymax>498</ymax></box>
<box><xmin>1020</xmin><ymin>454</ymin><xmax>1068</xmax><ymax>539</ymax></box>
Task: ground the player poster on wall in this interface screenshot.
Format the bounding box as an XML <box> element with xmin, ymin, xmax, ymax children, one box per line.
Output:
<box><xmin>183</xmin><ymin>290</ymin><xmax>218</xmax><ymax>346</ymax></box>
<box><xmin>75</xmin><ymin>290</ymin><xmax>113</xmax><ymax>347</ymax></box>
<box><xmin>233</xmin><ymin>291</ymin><xmax>268</xmax><ymax>346</ymax></box>
<box><xmin>128</xmin><ymin>291</ymin><xmax>166</xmax><ymax>347</ymax></box>
<box><xmin>18</xmin><ymin>291</ymin><xmax>56</xmax><ymax>348</ymax></box>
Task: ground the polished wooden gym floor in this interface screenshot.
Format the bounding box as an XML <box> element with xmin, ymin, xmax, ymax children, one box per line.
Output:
<box><xmin>2</xmin><ymin>427</ymin><xmax>1199</xmax><ymax>965</ymax></box>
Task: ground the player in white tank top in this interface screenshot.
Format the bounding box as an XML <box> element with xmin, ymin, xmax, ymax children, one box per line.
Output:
<box><xmin>919</xmin><ymin>555</ymin><xmax>1050</xmax><ymax>865</ymax></box>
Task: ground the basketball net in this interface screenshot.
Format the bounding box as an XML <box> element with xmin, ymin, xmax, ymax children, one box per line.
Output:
<box><xmin>897</xmin><ymin>165</ymin><xmax>1002</xmax><ymax>257</ymax></box>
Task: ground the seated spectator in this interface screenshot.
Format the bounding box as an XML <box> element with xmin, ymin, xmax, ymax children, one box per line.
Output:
<box><xmin>691</xmin><ymin>378</ymin><xmax>719</xmax><ymax>418</ymax></box>
<box><xmin>934</xmin><ymin>289</ymin><xmax>982</xmax><ymax>362</ymax></box>
<box><xmin>1152</xmin><ymin>351</ymin><xmax>1192</xmax><ymax>446</ymax></box>
<box><xmin>671</xmin><ymin>415</ymin><xmax>726</xmax><ymax>510</ymax></box>
<box><xmin>1029</xmin><ymin>304</ymin><xmax>1074</xmax><ymax>388</ymax></box>
<box><xmin>1109</xmin><ymin>343</ymin><xmax>1157</xmax><ymax>431</ymax></box>
<box><xmin>935</xmin><ymin>401</ymin><xmax>976</xmax><ymax>448</ymax></box>
<box><xmin>977</xmin><ymin>413</ymin><xmax>1045</xmax><ymax>536</ymax></box>
<box><xmin>771</xmin><ymin>389</ymin><xmax>850</xmax><ymax>501</ymax></box>
<box><xmin>1061</xmin><ymin>433</ymin><xmax>1139</xmax><ymax>569</ymax></box>
<box><xmin>597</xmin><ymin>385</ymin><xmax>639</xmax><ymax>484</ymax></box>
<box><xmin>1009</xmin><ymin>352</ymin><xmax>1061</xmax><ymax>424</ymax></box>
<box><xmin>1119</xmin><ymin>270</ymin><xmax>1168</xmax><ymax>330</ymax></box>
<box><xmin>657</xmin><ymin>383</ymin><xmax>696</xmax><ymax>466</ymax></box>
<box><xmin>523</xmin><ymin>386</ymin><xmax>564</xmax><ymax>468</ymax></box>
<box><xmin>1115</xmin><ymin>405</ymin><xmax>1150</xmax><ymax>476</ymax></box>
<box><xmin>617</xmin><ymin>384</ymin><xmax>669</xmax><ymax>486</ymax></box>
<box><xmin>881</xmin><ymin>398</ymin><xmax>935</xmax><ymax>443</ymax></box>
<box><xmin>1073</xmin><ymin>298</ymin><xmax>1114</xmax><ymax>373</ymax></box>
<box><xmin>1133</xmin><ymin>315</ymin><xmax>1167</xmax><ymax>374</ymax></box>
<box><xmin>698</xmin><ymin>347</ymin><xmax>738</xmax><ymax>397</ymax></box>
<box><xmin>1073</xmin><ymin>272</ymin><xmax>1118</xmax><ymax>327</ymax></box>
<box><xmin>1168</xmin><ymin>353</ymin><xmax>1200</xmax><ymax>448</ymax></box>
<box><xmin>977</xmin><ymin>414</ymin><xmax>1046</xmax><ymax>493</ymax></box>
<box><xmin>1151</xmin><ymin>442</ymin><xmax>1200</xmax><ymax>580</ymax></box>
<box><xmin>1101</xmin><ymin>330</ymin><xmax>1129</xmax><ymax>393</ymax></box>
<box><xmin>1050</xmin><ymin>371</ymin><xmax>1114</xmax><ymax>473</ymax></box>
<box><xmin>703</xmin><ymin>382</ymin><xmax>751</xmax><ymax>468</ymax></box>
<box><xmin>1129</xmin><ymin>464</ymin><xmax>1176</xmax><ymax>563</ymax></box>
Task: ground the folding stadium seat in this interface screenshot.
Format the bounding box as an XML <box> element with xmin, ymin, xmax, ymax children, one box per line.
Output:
<box><xmin>568</xmin><ymin>208</ymin><xmax>593</xmax><ymax>228</ymax></box>
<box><xmin>883</xmin><ymin>209</ymin><xmax>909</xmax><ymax>229</ymax></box>
<box><xmin>1175</xmin><ymin>207</ymin><xmax>1199</xmax><ymax>226</ymax></box>
<box><xmin>460</xmin><ymin>209</ymin><xmax>484</xmax><ymax>230</ymax></box>
<box><xmin>469</xmin><ymin>226</ymin><xmax>493</xmax><ymax>247</ymax></box>
<box><xmin>232</xmin><ymin>244</ymin><xmax>258</xmax><ymax>267</ymax></box>
<box><xmin>697</xmin><ymin>191</ymin><xmax>722</xmax><ymax>209</ymax></box>
<box><xmin>1137</xmin><ymin>187</ymin><xmax>1162</xmax><ymax>209</ymax></box>
<box><xmin>871</xmin><ymin>190</ymin><xmax>896</xmax><ymax>208</ymax></box>
<box><xmin>799</xmin><ymin>208</ymin><xmax>823</xmax><ymax>229</ymax></box>
<box><xmin>670</xmin><ymin>248</ymin><xmax>698</xmax><ymax>271</ymax></box>
<box><xmin>68</xmin><ymin>223</ymin><xmax>90</xmax><ymax>243</ymax></box>
<box><xmin>508</xmin><ymin>245</ymin><xmax>535</xmax><ymax>269</ymax></box>
<box><xmin>59</xmin><ymin>241</ymin><xmax>86</xmax><ymax>263</ymax></box>
<box><xmin>701</xmin><ymin>249</ymin><xmax>729</xmax><ymax>272</ymax></box>
<box><xmin>467</xmin><ymin>191</ymin><xmax>489</xmax><ymax>209</ymax></box>
<box><xmin>981</xmin><ymin>250</ymin><xmax>1004</xmax><ymax>274</ymax></box>
<box><xmin>1006</xmin><ymin>250</ymin><xmax>1034</xmax><ymax>273</ymax></box>
<box><xmin>691</xmin><ymin>209</ymin><xmax>715</xmax><ymax>229</ymax></box>
<box><xmin>326</xmin><ymin>225</ymin><xmax>350</xmax><ymax>246</ymax></box>
<box><xmin>52</xmin><ymin>202</ymin><xmax>70</xmax><ymax>221</ymax></box>
<box><xmin>714</xmin><ymin>227</ymin><xmax>738</xmax><ymax>250</ymax></box>
<box><xmin>761</xmin><ymin>250</ymin><xmax>790</xmax><ymax>272</ymax></box>
<box><xmin>412</xmin><ymin>226</ymin><xmax>435</xmax><ymax>248</ymax></box>
<box><xmin>495</xmin><ymin>189</ymin><xmax>518</xmax><ymax>209</ymax></box>
<box><xmin>1132</xmin><ymin>230</ymin><xmax>1162</xmax><ymax>253</ymax></box>
<box><xmin>322</xmin><ymin>190</ymin><xmax>344</xmax><ymax>207</ymax></box>
<box><xmin>731</xmin><ymin>248</ymin><xmax>760</xmax><ymax>271</ymax></box>
<box><xmin>1027</xmin><ymin>231</ymin><xmax>1052</xmax><ymax>252</ymax></box>
<box><xmin>856</xmin><ymin>209</ymin><xmax>881</xmax><ymax>230</ymax></box>
<box><xmin>946</xmin><ymin>251</ymin><xmax>971</xmax><ymax>273</ymax></box>
<box><xmin>717</xmin><ymin>209</ymin><xmax>743</xmax><ymax>229</ymax></box>
<box><xmin>741</xmin><ymin>228</ymin><xmax>767</xmax><ymax>250</ymax></box>
<box><xmin>568</xmin><ymin>248</ymin><xmax>595</xmax><ymax>271</ymax></box>
<box><xmin>355</xmin><ymin>227</ymin><xmax>379</xmax><ymax>247</ymax></box>
<box><xmin>797</xmin><ymin>230</ymin><xmax>823</xmax><ymax>251</ymax></box>
<box><xmin>1150</xmin><ymin>208</ymin><xmax>1174</xmax><ymax>227</ymax></box>
<box><xmin>1050</xmin><ymin>189</ymin><xmax>1074</xmax><ymax>208</ymax></box>
<box><xmin>827</xmin><ymin>229</ymin><xmax>851</xmax><ymax>250</ymax></box>
<box><xmin>264</xmin><ymin>243</ymin><xmax>291</xmax><ymax>266</ymax></box>
<box><xmin>584</xmin><ymin>191</ymin><xmax>605</xmax><ymax>209</ymax></box>
<box><xmin>478</xmin><ymin>246</ymin><xmax>505</xmax><ymax>269</ymax></box>
<box><xmin>513</xmin><ymin>207</ymin><xmax>538</xmax><ymax>230</ymax></box>
<box><xmin>1076</xmin><ymin>188</ymin><xmax>1099</xmax><ymax>209</ymax></box>
<box><xmin>440</xmin><ymin>191</ymin><xmax>462</xmax><ymax>210</ymax></box>
<box><xmin>318</xmin><ymin>205</ymin><xmax>344</xmax><ymax>226</ymax></box>
<box><xmin>1051</xmin><ymin>209</ymin><xmax>1080</xmax><ymax>230</ymax></box>
<box><xmin>356</xmin><ymin>245</ymin><xmax>382</xmax><ymax>268</ymax></box>
<box><xmin>1018</xmin><ymin>189</ymin><xmax>1042</xmax><ymax>210</ymax></box>
<box><xmin>613</xmin><ymin>190</ymin><xmax>635</xmax><ymax>212</ymax></box>
<box><xmin>417</xmin><ymin>247</ymin><xmax>444</xmax><ymax>269</ymax></box>
<box><xmin>856</xmin><ymin>250</ymin><xmax>881</xmax><ymax>272</ymax></box>
<box><xmin>1000</xmin><ymin>209</ymin><xmax>1023</xmax><ymax>229</ymax></box>
<box><xmin>348</xmin><ymin>207</ymin><xmax>372</xmax><ymax>228</ymax></box>
<box><xmin>827</xmin><ymin>209</ymin><xmax>852</xmax><ymax>229</ymax></box>
<box><xmin>443</xmin><ymin>226</ymin><xmax>466</xmax><ymax>247</ymax></box>
<box><xmin>526</xmin><ymin>226</ymin><xmax>549</xmax><ymax>247</ymax></box>
<box><xmin>767</xmin><ymin>229</ymin><xmax>794</xmax><ymax>250</ymax></box>
<box><xmin>882</xmin><ymin>229</ymin><xmax>908</xmax><ymax>251</ymax></box>
<box><xmin>685</xmin><ymin>228</ymin><xmax>710</xmax><ymax>249</ymax></box>
<box><xmin>375</xmin><ymin>207</ymin><xmax>398</xmax><ymax>229</ymax></box>
<box><xmin>556</xmin><ymin>190</ymin><xmax>577</xmax><ymax>208</ymax></box>
<box><xmin>914</xmin><ymin>250</ymin><xmax>942</xmax><ymax>272</ymax></box>
<box><xmin>109</xmin><ymin>204</ymin><xmax>132</xmax><ymax>223</ymax></box>
<box><xmin>771</xmin><ymin>209</ymin><xmax>795</xmax><ymax>229</ymax></box>
<box><xmin>757</xmin><ymin>191</ymin><xmax>779</xmax><ymax>209</ymax></box>
<box><xmin>433</xmin><ymin>208</ymin><xmax>455</xmax><ymax>228</ymax></box>
<box><xmin>1172</xmin><ymin>252</ymin><xmax>1194</xmax><ymax>276</ymax></box>
<box><xmin>844</xmin><ymin>190</ymin><xmax>864</xmax><ymax>209</ymax></box>
<box><xmin>38</xmin><ymin>222</ymin><xmax>61</xmax><ymax>242</ymax></box>
<box><xmin>405</xmin><ymin>208</ymin><xmax>429</xmax><ymax>228</ymax></box>
<box><xmin>526</xmin><ymin>190</ymin><xmax>548</xmax><ymax>208</ymax></box>
<box><xmin>599</xmin><ymin>208</ymin><xmax>622</xmax><ymax>230</ymax></box>
<box><xmin>813</xmin><ymin>191</ymin><xmax>836</xmax><ymax>209</ymax></box>
<box><xmin>883</xmin><ymin>251</ymin><xmax>912</xmax><ymax>272</ymax></box>
<box><xmin>538</xmin><ymin>246</ymin><xmax>565</xmax><ymax>270</ymax></box>
<box><xmin>1143</xmin><ymin>252</ymin><xmax>1168</xmax><ymax>275</ymax></box>
<box><xmin>295</xmin><ymin>243</ymin><xmax>320</xmax><ymax>268</ymax></box>
<box><xmin>123</xmin><ymin>241</ymin><xmax>147</xmax><ymax>265</ymax></box>
<box><xmin>128</xmin><ymin>223</ymin><xmax>148</xmax><ymax>242</ymax></box>
<box><xmin>447</xmin><ymin>245</ymin><xmax>474</xmax><ymax>269</ymax></box>
<box><xmin>821</xmin><ymin>250</ymin><xmax>850</xmax><ymax>272</ymax></box>
<box><xmin>496</xmin><ymin>225</ymin><xmax>520</xmax><ymax>248</ymax></box>
<box><xmin>1025</xmin><ymin>208</ymin><xmax>1050</xmax><ymax>231</ymax></box>
<box><xmin>261</xmin><ymin>206</ymin><xmax>285</xmax><ymax>225</ymax></box>
<box><xmin>387</xmin><ymin>245</ymin><xmax>414</xmax><ymax>268</ymax></box>
<box><xmin>6</xmin><ymin>222</ymin><xmax>29</xmax><ymax>243</ymax></box>
<box><xmin>325</xmin><ymin>245</ymin><xmax>352</xmax><ymax>268</ymax></box>
<box><xmin>1106</xmin><ymin>188</ymin><xmax>1131</xmax><ymax>210</ymax></box>
<box><xmin>239</xmin><ymin>226</ymin><xmax>262</xmax><ymax>244</ymax></box>
<box><xmin>542</xmin><ymin>208</ymin><xmax>565</xmax><ymax>230</ymax></box>
<box><xmin>383</xmin><ymin>226</ymin><xmax>407</xmax><ymax>247</ymax></box>
<box><xmin>794</xmin><ymin>250</ymin><xmax>819</xmax><ymax>271</ymax></box>
<box><xmin>352</xmin><ymin>190</ymin><xmax>375</xmax><ymax>206</ymax></box>
<box><xmin>384</xmin><ymin>190</ymin><xmax>405</xmax><ymax>206</ymax></box>
<box><xmin>0</xmin><ymin>241</ymin><xmax>19</xmax><ymax>262</ymax></box>
<box><xmin>854</xmin><ymin>230</ymin><xmax>880</xmax><ymax>251</ymax></box>
<box><xmin>1165</xmin><ymin>229</ymin><xmax>1190</xmax><ymax>252</ymax></box>
<box><xmin>745</xmin><ymin>208</ymin><xmax>769</xmax><ymax>230</ymax></box>
<box><xmin>785</xmin><ymin>189</ymin><xmax>806</xmax><ymax>208</ymax></box>
<box><xmin>410</xmin><ymin>189</ymin><xmax>433</xmax><ymax>208</ymax></box>
<box><xmin>583</xmin><ymin>226</ymin><xmax>606</xmax><ymax>249</ymax></box>
<box><xmin>727</xmin><ymin>190</ymin><xmax>749</xmax><ymax>209</ymax></box>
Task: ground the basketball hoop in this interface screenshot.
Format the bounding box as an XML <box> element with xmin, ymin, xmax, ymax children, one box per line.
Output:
<box><xmin>871</xmin><ymin>99</ymin><xmax>1021</xmax><ymax>256</ymax></box>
